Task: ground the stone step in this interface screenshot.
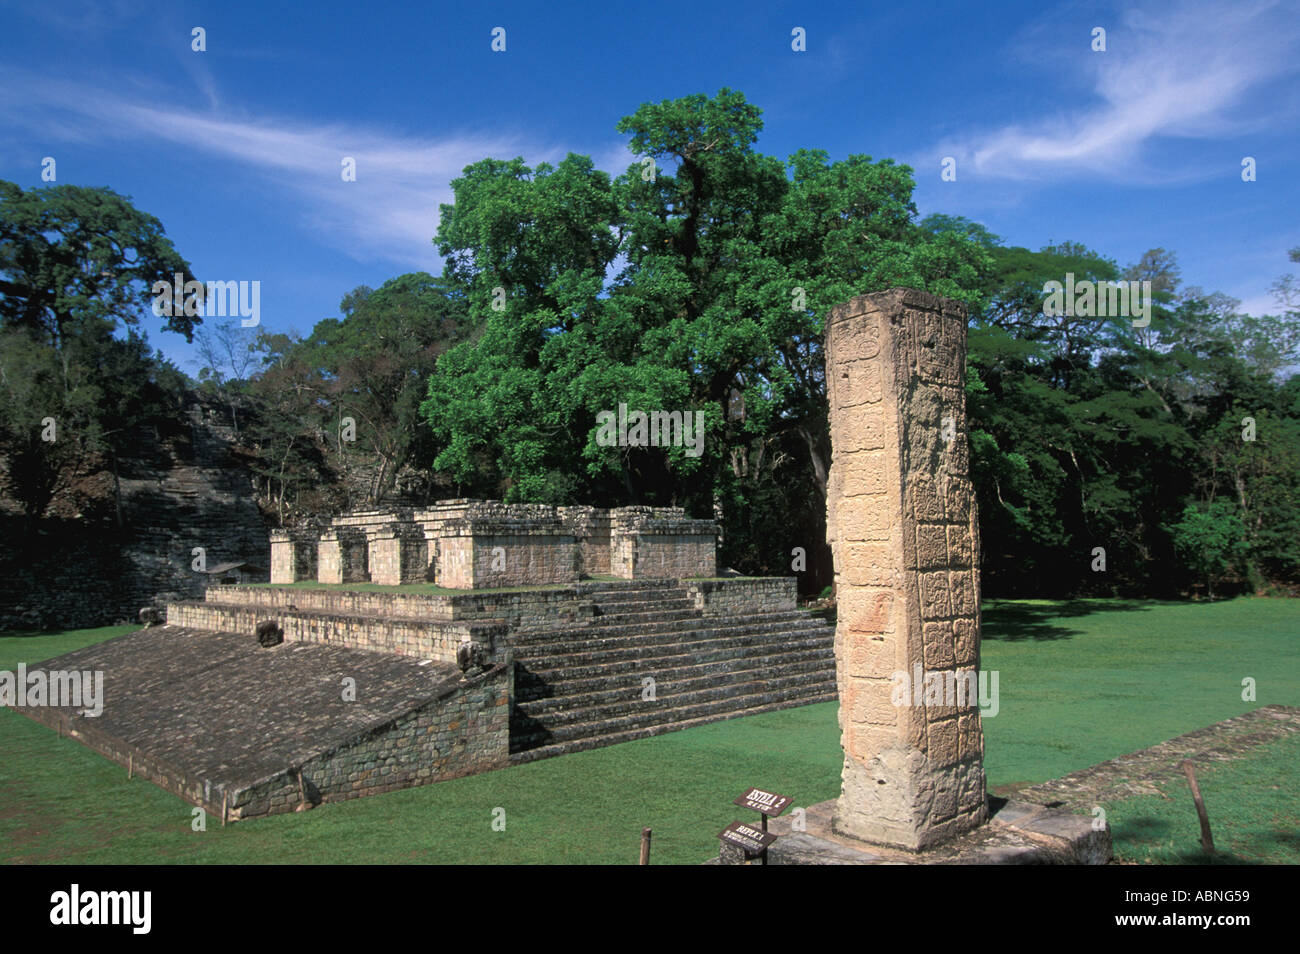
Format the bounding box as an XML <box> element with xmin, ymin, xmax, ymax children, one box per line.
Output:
<box><xmin>512</xmin><ymin>609</ymin><xmax>820</xmax><ymax>646</ymax></box>
<box><xmin>514</xmin><ymin>623</ymin><xmax>833</xmax><ymax>673</ymax></box>
<box><xmin>515</xmin><ymin>664</ymin><xmax>836</xmax><ymax>726</ymax></box>
<box><xmin>587</xmin><ymin>586</ymin><xmax>688</xmax><ymax>604</ymax></box>
<box><xmin>515</xmin><ymin>651</ymin><xmax>836</xmax><ymax>713</ymax></box>
<box><xmin>509</xmin><ymin>686</ymin><xmax>839</xmax><ymax>760</ymax></box>
<box><xmin>511</xmin><ymin>612</ymin><xmax>826</xmax><ymax>656</ymax></box>
<box><xmin>513</xmin><ymin>639</ymin><xmax>835</xmax><ymax>699</ymax></box>
<box><xmin>513</xmin><ymin>673</ymin><xmax>836</xmax><ymax>744</ymax></box>
<box><xmin>555</xmin><ymin>607</ymin><xmax>704</xmax><ymax>629</ymax></box>
<box><xmin>587</xmin><ymin>598</ymin><xmax>695</xmax><ymax>616</ymax></box>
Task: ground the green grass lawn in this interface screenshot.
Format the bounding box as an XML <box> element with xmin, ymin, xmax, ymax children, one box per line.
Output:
<box><xmin>978</xmin><ymin>597</ymin><xmax>1299</xmax><ymax>788</ymax></box>
<box><xmin>1105</xmin><ymin>732</ymin><xmax>1300</xmax><ymax>865</ymax></box>
<box><xmin>1</xmin><ymin>597</ymin><xmax>1296</xmax><ymax>864</ymax></box>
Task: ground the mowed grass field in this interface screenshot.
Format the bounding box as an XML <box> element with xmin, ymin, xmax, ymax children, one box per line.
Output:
<box><xmin>1</xmin><ymin>598</ymin><xmax>1296</xmax><ymax>864</ymax></box>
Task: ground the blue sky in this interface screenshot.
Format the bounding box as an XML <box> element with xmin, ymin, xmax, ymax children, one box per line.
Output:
<box><xmin>2</xmin><ymin>0</ymin><xmax>1297</xmax><ymax>374</ymax></box>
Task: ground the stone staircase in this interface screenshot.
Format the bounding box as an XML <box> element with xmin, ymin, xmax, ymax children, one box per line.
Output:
<box><xmin>508</xmin><ymin>580</ymin><xmax>836</xmax><ymax>763</ymax></box>
<box><xmin>165</xmin><ymin>576</ymin><xmax>838</xmax><ymax>767</ymax></box>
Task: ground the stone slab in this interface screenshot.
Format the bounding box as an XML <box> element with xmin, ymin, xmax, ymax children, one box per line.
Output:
<box><xmin>711</xmin><ymin>796</ymin><xmax>1110</xmax><ymax>865</ymax></box>
<box><xmin>6</xmin><ymin>625</ymin><xmax>462</xmax><ymax>791</ymax></box>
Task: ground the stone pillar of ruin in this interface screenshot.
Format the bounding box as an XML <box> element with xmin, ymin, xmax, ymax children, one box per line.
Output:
<box><xmin>367</xmin><ymin>524</ymin><xmax>429</xmax><ymax>586</ymax></box>
<box><xmin>317</xmin><ymin>528</ymin><xmax>369</xmax><ymax>584</ymax></box>
<box><xmin>825</xmin><ymin>288</ymin><xmax>986</xmax><ymax>850</ymax></box>
<box><xmin>270</xmin><ymin>529</ymin><xmax>318</xmax><ymax>583</ymax></box>
<box><xmin>270</xmin><ymin>530</ymin><xmax>294</xmax><ymax>584</ymax></box>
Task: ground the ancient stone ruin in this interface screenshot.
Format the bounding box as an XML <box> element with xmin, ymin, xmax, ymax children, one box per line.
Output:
<box><xmin>713</xmin><ymin>288</ymin><xmax>1106</xmax><ymax>865</ymax></box>
<box><xmin>825</xmin><ymin>288</ymin><xmax>987</xmax><ymax>849</ymax></box>
<box><xmin>270</xmin><ymin>501</ymin><xmax>717</xmax><ymax>589</ymax></box>
<box><xmin>18</xmin><ymin>498</ymin><xmax>833</xmax><ymax>822</ymax></box>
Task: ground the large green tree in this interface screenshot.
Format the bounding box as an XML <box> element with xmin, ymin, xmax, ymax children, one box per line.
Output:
<box><xmin>423</xmin><ymin>90</ymin><xmax>990</xmax><ymax>584</ymax></box>
<box><xmin>0</xmin><ymin>182</ymin><xmax>196</xmax><ymax>520</ymax></box>
<box><xmin>244</xmin><ymin>272</ymin><xmax>472</xmax><ymax>513</ymax></box>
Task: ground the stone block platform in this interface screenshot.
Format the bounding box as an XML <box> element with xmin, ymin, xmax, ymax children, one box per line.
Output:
<box><xmin>710</xmin><ymin>796</ymin><xmax>1109</xmax><ymax>865</ymax></box>
<box><xmin>167</xmin><ymin>576</ymin><xmax>837</xmax><ymax>765</ymax></box>
<box><xmin>10</xmin><ymin>626</ymin><xmax>510</xmax><ymax>821</ymax></box>
<box><xmin>11</xmin><ymin>575</ymin><xmax>838</xmax><ymax>821</ymax></box>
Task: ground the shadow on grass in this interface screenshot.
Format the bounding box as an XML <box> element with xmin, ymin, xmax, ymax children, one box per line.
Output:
<box><xmin>802</xmin><ymin>598</ymin><xmax>1157</xmax><ymax>641</ymax></box>
<box><xmin>982</xmin><ymin>599</ymin><xmax>1153</xmax><ymax>642</ymax></box>
<box><xmin>1114</xmin><ymin>815</ymin><xmax>1259</xmax><ymax>864</ymax></box>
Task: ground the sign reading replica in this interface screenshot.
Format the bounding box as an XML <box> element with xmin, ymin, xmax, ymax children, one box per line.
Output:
<box><xmin>733</xmin><ymin>787</ymin><xmax>793</xmax><ymax>817</ymax></box>
<box><xmin>719</xmin><ymin>820</ymin><xmax>778</xmax><ymax>854</ymax></box>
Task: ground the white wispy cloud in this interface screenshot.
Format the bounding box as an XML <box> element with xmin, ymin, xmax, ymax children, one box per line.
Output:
<box><xmin>936</xmin><ymin>0</ymin><xmax>1300</xmax><ymax>181</ymax></box>
<box><xmin>1</xmin><ymin>69</ymin><xmax>632</xmax><ymax>269</ymax></box>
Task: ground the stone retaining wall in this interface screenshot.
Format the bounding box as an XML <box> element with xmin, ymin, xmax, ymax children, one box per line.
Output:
<box><xmin>198</xmin><ymin>577</ymin><xmax>796</xmax><ymax>630</ymax></box>
<box><xmin>16</xmin><ymin>708</ymin><xmax>212</xmax><ymax>815</ymax></box>
<box><xmin>230</xmin><ymin>663</ymin><xmax>511</xmax><ymax>820</ymax></box>
<box><xmin>166</xmin><ymin>600</ymin><xmax>501</xmax><ymax>664</ymax></box>
<box><xmin>198</xmin><ymin>583</ymin><xmax>600</xmax><ymax>630</ymax></box>
<box><xmin>17</xmin><ymin>659</ymin><xmax>512</xmax><ymax>823</ymax></box>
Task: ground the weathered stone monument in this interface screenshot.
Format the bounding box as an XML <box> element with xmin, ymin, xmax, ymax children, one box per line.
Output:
<box><xmin>712</xmin><ymin>287</ymin><xmax>1108</xmax><ymax>864</ymax></box>
<box><xmin>825</xmin><ymin>287</ymin><xmax>986</xmax><ymax>849</ymax></box>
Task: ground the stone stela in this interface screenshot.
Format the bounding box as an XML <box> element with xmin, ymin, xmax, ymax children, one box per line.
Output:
<box><xmin>825</xmin><ymin>288</ymin><xmax>987</xmax><ymax>850</ymax></box>
<box><xmin>270</xmin><ymin>501</ymin><xmax>718</xmax><ymax>589</ymax></box>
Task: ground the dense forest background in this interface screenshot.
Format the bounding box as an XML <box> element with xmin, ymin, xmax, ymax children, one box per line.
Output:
<box><xmin>3</xmin><ymin>91</ymin><xmax>1298</xmax><ymax>601</ymax></box>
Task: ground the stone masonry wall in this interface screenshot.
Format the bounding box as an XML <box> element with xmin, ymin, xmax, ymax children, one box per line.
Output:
<box><xmin>367</xmin><ymin>526</ymin><xmax>428</xmax><ymax>586</ymax></box>
<box><xmin>225</xmin><ymin>664</ymin><xmax>509</xmax><ymax>821</ymax></box>
<box><xmin>439</xmin><ymin>522</ymin><xmax>577</xmax><ymax>590</ymax></box>
<box><xmin>200</xmin><ymin>583</ymin><xmax>598</xmax><ymax>630</ymax></box>
<box><xmin>271</xmin><ymin>500</ymin><xmax>720</xmax><ymax>590</ymax></box>
<box><xmin>623</xmin><ymin>534</ymin><xmax>716</xmax><ymax>579</ymax></box>
<box><xmin>318</xmin><ymin>528</ymin><xmax>370</xmax><ymax>584</ymax></box>
<box><xmin>609</xmin><ymin>507</ymin><xmax>717</xmax><ymax>580</ymax></box>
<box><xmin>270</xmin><ymin>529</ymin><xmax>319</xmax><ymax>584</ymax></box>
<box><xmin>196</xmin><ymin>577</ymin><xmax>799</xmax><ymax>635</ymax></box>
<box><xmin>15</xmin><ymin>708</ymin><xmax>212</xmax><ymax>815</ymax></box>
<box><xmin>687</xmin><ymin>577</ymin><xmax>796</xmax><ymax>616</ymax></box>
<box><xmin>558</xmin><ymin>505</ymin><xmax>613</xmax><ymax>576</ymax></box>
<box><xmin>825</xmin><ymin>288</ymin><xmax>986</xmax><ymax>850</ymax></box>
<box><xmin>166</xmin><ymin>599</ymin><xmax>500</xmax><ymax>665</ymax></box>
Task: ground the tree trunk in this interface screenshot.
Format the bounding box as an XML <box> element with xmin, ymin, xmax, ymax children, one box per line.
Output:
<box><xmin>797</xmin><ymin>424</ymin><xmax>828</xmax><ymax>497</ymax></box>
<box><xmin>110</xmin><ymin>448</ymin><xmax>124</xmax><ymax>528</ymax></box>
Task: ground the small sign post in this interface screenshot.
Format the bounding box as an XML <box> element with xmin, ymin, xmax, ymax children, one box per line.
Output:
<box><xmin>719</xmin><ymin>820</ymin><xmax>778</xmax><ymax>860</ymax></box>
<box><xmin>721</xmin><ymin>786</ymin><xmax>793</xmax><ymax>865</ymax></box>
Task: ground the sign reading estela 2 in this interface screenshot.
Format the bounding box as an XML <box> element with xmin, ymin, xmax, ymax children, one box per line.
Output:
<box><xmin>733</xmin><ymin>787</ymin><xmax>792</xmax><ymax>817</ymax></box>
